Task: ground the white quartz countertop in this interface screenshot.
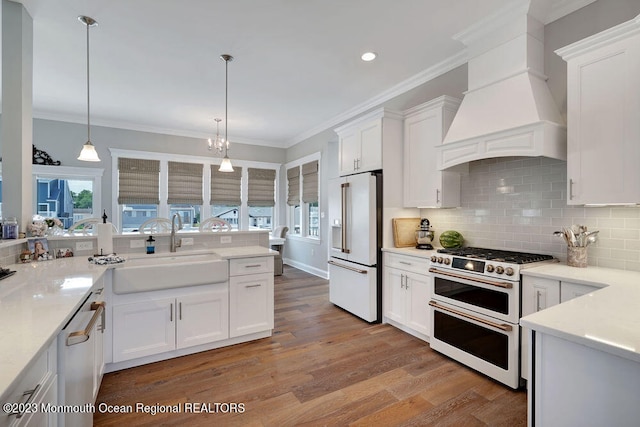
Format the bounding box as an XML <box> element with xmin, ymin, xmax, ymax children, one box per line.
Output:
<box><xmin>520</xmin><ymin>264</ymin><xmax>640</xmax><ymax>363</ymax></box>
<box><xmin>0</xmin><ymin>245</ymin><xmax>276</xmax><ymax>401</ymax></box>
<box><xmin>0</xmin><ymin>257</ymin><xmax>107</xmax><ymax>400</ymax></box>
<box><xmin>382</xmin><ymin>246</ymin><xmax>438</xmax><ymax>259</ymax></box>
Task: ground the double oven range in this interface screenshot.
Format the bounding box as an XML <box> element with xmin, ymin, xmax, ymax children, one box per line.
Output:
<box><xmin>428</xmin><ymin>247</ymin><xmax>557</xmax><ymax>389</ymax></box>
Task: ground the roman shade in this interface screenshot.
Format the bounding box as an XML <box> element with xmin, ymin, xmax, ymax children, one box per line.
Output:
<box><xmin>302</xmin><ymin>160</ymin><xmax>318</xmax><ymax>203</ymax></box>
<box><xmin>248</xmin><ymin>168</ymin><xmax>276</xmax><ymax>207</ymax></box>
<box><xmin>117</xmin><ymin>157</ymin><xmax>160</xmax><ymax>204</ymax></box>
<box><xmin>210</xmin><ymin>166</ymin><xmax>242</xmax><ymax>205</ymax></box>
<box><xmin>287</xmin><ymin>167</ymin><xmax>300</xmax><ymax>206</ymax></box>
<box><xmin>167</xmin><ymin>161</ymin><xmax>204</xmax><ymax>205</ymax></box>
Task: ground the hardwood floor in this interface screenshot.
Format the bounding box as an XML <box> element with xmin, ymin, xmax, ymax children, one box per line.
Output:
<box><xmin>94</xmin><ymin>265</ymin><xmax>527</xmax><ymax>426</ymax></box>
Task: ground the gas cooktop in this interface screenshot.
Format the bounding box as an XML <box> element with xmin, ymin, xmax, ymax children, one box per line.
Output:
<box><xmin>437</xmin><ymin>247</ymin><xmax>555</xmax><ymax>265</ymax></box>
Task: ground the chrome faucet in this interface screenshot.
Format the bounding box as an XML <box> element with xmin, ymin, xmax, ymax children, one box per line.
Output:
<box><xmin>170</xmin><ymin>213</ymin><xmax>183</xmax><ymax>252</ymax></box>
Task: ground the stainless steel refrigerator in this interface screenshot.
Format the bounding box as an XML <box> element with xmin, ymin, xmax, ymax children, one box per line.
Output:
<box><xmin>328</xmin><ymin>171</ymin><xmax>382</xmax><ymax>322</ymax></box>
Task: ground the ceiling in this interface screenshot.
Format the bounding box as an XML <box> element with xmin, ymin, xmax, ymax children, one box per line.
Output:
<box><xmin>8</xmin><ymin>0</ymin><xmax>583</xmax><ymax>148</ymax></box>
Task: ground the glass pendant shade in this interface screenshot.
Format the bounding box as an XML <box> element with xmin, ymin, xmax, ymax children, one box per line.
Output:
<box><xmin>78</xmin><ymin>141</ymin><xmax>100</xmax><ymax>162</ymax></box>
<box><xmin>219</xmin><ymin>156</ymin><xmax>234</xmax><ymax>172</ymax></box>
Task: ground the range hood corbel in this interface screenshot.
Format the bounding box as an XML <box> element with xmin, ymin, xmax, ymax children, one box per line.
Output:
<box><xmin>438</xmin><ymin>0</ymin><xmax>566</xmax><ymax>170</ymax></box>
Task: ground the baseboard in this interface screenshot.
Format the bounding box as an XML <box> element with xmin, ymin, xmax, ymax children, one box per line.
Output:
<box><xmin>283</xmin><ymin>257</ymin><xmax>329</xmax><ymax>279</ymax></box>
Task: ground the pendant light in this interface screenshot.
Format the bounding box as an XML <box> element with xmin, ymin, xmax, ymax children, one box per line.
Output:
<box><xmin>77</xmin><ymin>16</ymin><xmax>100</xmax><ymax>162</ymax></box>
<box><xmin>218</xmin><ymin>54</ymin><xmax>234</xmax><ymax>172</ymax></box>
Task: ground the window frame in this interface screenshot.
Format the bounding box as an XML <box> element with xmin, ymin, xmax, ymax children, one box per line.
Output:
<box><xmin>31</xmin><ymin>165</ymin><xmax>104</xmax><ymax>229</ymax></box>
<box><xmin>110</xmin><ymin>148</ymin><xmax>280</xmax><ymax>233</ymax></box>
<box><xmin>285</xmin><ymin>152</ymin><xmax>321</xmax><ymax>242</ymax></box>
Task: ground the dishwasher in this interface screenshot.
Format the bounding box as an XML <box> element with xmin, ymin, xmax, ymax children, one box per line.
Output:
<box><xmin>57</xmin><ymin>285</ymin><xmax>106</xmax><ymax>427</ymax></box>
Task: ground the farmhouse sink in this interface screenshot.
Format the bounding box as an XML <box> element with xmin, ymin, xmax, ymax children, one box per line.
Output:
<box><xmin>113</xmin><ymin>253</ymin><xmax>228</xmax><ymax>294</ymax></box>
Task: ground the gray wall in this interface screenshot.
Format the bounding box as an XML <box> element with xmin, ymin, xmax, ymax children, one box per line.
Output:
<box><xmin>32</xmin><ymin>118</ymin><xmax>286</xmax><ymax>219</ymax></box>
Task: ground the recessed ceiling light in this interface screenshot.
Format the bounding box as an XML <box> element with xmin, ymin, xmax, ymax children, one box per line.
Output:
<box><xmin>361</xmin><ymin>52</ymin><xmax>377</xmax><ymax>62</ymax></box>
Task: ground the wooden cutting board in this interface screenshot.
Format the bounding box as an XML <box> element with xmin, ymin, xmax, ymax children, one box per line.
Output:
<box><xmin>392</xmin><ymin>218</ymin><xmax>420</xmax><ymax>248</ymax></box>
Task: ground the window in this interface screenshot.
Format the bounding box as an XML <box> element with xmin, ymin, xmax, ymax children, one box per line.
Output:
<box><xmin>117</xmin><ymin>158</ymin><xmax>160</xmax><ymax>232</ymax></box>
<box><xmin>31</xmin><ymin>165</ymin><xmax>103</xmax><ymax>231</ymax></box>
<box><xmin>286</xmin><ymin>155</ymin><xmax>320</xmax><ymax>239</ymax></box>
<box><xmin>111</xmin><ymin>149</ymin><xmax>279</xmax><ymax>233</ymax></box>
<box><xmin>168</xmin><ymin>161</ymin><xmax>203</xmax><ymax>230</ymax></box>
<box><xmin>247</xmin><ymin>168</ymin><xmax>276</xmax><ymax>230</ymax></box>
<box><xmin>210</xmin><ymin>166</ymin><xmax>241</xmax><ymax>230</ymax></box>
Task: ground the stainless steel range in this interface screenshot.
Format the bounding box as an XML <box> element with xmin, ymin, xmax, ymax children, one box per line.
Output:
<box><xmin>428</xmin><ymin>247</ymin><xmax>558</xmax><ymax>389</ymax></box>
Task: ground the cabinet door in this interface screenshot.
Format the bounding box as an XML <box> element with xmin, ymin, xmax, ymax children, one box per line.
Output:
<box><xmin>560</xmin><ymin>281</ymin><xmax>598</xmax><ymax>303</ymax></box>
<box><xmin>177</xmin><ymin>289</ymin><xmax>229</xmax><ymax>349</ymax></box>
<box><xmin>339</xmin><ymin>130</ymin><xmax>359</xmax><ymax>176</ymax></box>
<box><xmin>403</xmin><ymin>108</ymin><xmax>441</xmax><ymax>207</ymax></box>
<box><xmin>383</xmin><ymin>266</ymin><xmax>406</xmax><ymax>324</ymax></box>
<box><xmin>358</xmin><ymin>119</ymin><xmax>382</xmax><ymax>172</ymax></box>
<box><xmin>230</xmin><ymin>273</ymin><xmax>274</xmax><ymax>338</ymax></box>
<box><xmin>92</xmin><ymin>313</ymin><xmax>105</xmax><ymax>401</ymax></box>
<box><xmin>565</xmin><ymin>35</ymin><xmax>640</xmax><ymax>205</ymax></box>
<box><xmin>521</xmin><ymin>276</ymin><xmax>560</xmax><ymax>316</ymax></box>
<box><xmin>405</xmin><ymin>273</ymin><xmax>431</xmax><ymax>337</ymax></box>
<box><xmin>112</xmin><ymin>298</ymin><xmax>175</xmax><ymax>362</ymax></box>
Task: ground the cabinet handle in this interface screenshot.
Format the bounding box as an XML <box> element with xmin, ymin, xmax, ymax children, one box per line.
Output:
<box><xmin>245</xmin><ymin>284</ymin><xmax>262</xmax><ymax>288</ymax></box>
<box><xmin>170</xmin><ymin>303</ymin><xmax>173</xmax><ymax>322</ymax></box>
<box><xmin>245</xmin><ymin>264</ymin><xmax>262</xmax><ymax>268</ymax></box>
<box><xmin>66</xmin><ymin>301</ymin><xmax>106</xmax><ymax>346</ymax></box>
<box><xmin>356</xmin><ymin>158</ymin><xmax>361</xmax><ymax>170</ymax></box>
<box><xmin>436</xmin><ymin>189</ymin><xmax>441</xmax><ymax>204</ymax></box>
<box><xmin>536</xmin><ymin>290</ymin><xmax>542</xmax><ymax>311</ymax></box>
<box><xmin>179</xmin><ymin>302</ymin><xmax>182</xmax><ymax>320</ymax></box>
<box><xmin>405</xmin><ymin>276</ymin><xmax>409</xmax><ymax>290</ymax></box>
<box><xmin>8</xmin><ymin>384</ymin><xmax>41</xmax><ymax>418</ymax></box>
<box><xmin>399</xmin><ymin>261</ymin><xmax>412</xmax><ymax>265</ymax></box>
<box><xmin>569</xmin><ymin>179</ymin><xmax>574</xmax><ymax>200</ymax></box>
<box><xmin>400</xmin><ymin>274</ymin><xmax>405</xmax><ymax>288</ymax></box>
<box><xmin>353</xmin><ymin>159</ymin><xmax>357</xmax><ymax>171</ymax></box>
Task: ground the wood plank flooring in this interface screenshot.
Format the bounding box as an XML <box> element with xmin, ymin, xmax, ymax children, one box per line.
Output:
<box><xmin>94</xmin><ymin>265</ymin><xmax>527</xmax><ymax>426</ymax></box>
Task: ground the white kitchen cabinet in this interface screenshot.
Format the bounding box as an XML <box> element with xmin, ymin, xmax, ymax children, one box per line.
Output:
<box><xmin>559</xmin><ymin>281</ymin><xmax>599</xmax><ymax>303</ymax></box>
<box><xmin>557</xmin><ymin>16</ymin><xmax>640</xmax><ymax>205</ymax></box>
<box><xmin>521</xmin><ymin>276</ymin><xmax>560</xmax><ymax>381</ymax></box>
<box><xmin>335</xmin><ymin>108</ymin><xmax>402</xmax><ymax>176</ymax></box>
<box><xmin>383</xmin><ymin>252</ymin><xmax>431</xmax><ymax>340</ymax></box>
<box><xmin>403</xmin><ymin>96</ymin><xmax>463</xmax><ymax>208</ymax></box>
<box><xmin>1</xmin><ymin>340</ymin><xmax>57</xmax><ymax>427</ymax></box>
<box><xmin>229</xmin><ymin>257</ymin><xmax>274</xmax><ymax>338</ymax></box>
<box><xmin>521</xmin><ymin>276</ymin><xmax>601</xmax><ymax>381</ymax></box>
<box><xmin>112</xmin><ymin>287</ymin><xmax>228</xmax><ymax>363</ymax></box>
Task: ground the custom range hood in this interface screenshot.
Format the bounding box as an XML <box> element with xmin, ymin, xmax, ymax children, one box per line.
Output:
<box><xmin>439</xmin><ymin>0</ymin><xmax>566</xmax><ymax>170</ymax></box>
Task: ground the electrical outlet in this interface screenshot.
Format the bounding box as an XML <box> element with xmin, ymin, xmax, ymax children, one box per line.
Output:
<box><xmin>311</xmin><ymin>248</ymin><xmax>315</xmax><ymax>256</ymax></box>
<box><xmin>220</xmin><ymin>236</ymin><xmax>232</xmax><ymax>244</ymax></box>
<box><xmin>130</xmin><ymin>239</ymin><xmax>145</xmax><ymax>248</ymax></box>
<box><xmin>182</xmin><ymin>237</ymin><xmax>194</xmax><ymax>246</ymax></box>
<box><xmin>76</xmin><ymin>241</ymin><xmax>93</xmax><ymax>251</ymax></box>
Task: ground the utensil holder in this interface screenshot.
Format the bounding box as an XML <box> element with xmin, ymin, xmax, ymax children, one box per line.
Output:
<box><xmin>567</xmin><ymin>246</ymin><xmax>587</xmax><ymax>268</ymax></box>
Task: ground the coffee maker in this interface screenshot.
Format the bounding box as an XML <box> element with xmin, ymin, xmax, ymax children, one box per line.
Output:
<box><xmin>415</xmin><ymin>218</ymin><xmax>434</xmax><ymax>250</ymax></box>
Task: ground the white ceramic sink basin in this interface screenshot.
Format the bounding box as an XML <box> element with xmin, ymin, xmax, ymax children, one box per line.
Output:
<box><xmin>113</xmin><ymin>253</ymin><xmax>228</xmax><ymax>294</ymax></box>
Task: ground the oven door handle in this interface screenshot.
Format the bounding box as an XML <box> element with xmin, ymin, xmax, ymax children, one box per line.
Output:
<box><xmin>429</xmin><ymin>267</ymin><xmax>513</xmax><ymax>289</ymax></box>
<box><xmin>429</xmin><ymin>300</ymin><xmax>513</xmax><ymax>332</ymax></box>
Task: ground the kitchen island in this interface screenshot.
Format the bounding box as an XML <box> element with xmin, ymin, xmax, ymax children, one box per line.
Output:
<box><xmin>0</xmin><ymin>245</ymin><xmax>276</xmax><ymax>418</ymax></box>
<box><xmin>520</xmin><ymin>264</ymin><xmax>640</xmax><ymax>426</ymax></box>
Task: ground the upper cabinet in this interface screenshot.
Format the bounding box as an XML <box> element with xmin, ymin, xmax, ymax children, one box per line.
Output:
<box><xmin>403</xmin><ymin>96</ymin><xmax>463</xmax><ymax>208</ymax></box>
<box><xmin>335</xmin><ymin>108</ymin><xmax>402</xmax><ymax>177</ymax></box>
<box><xmin>557</xmin><ymin>15</ymin><xmax>640</xmax><ymax>205</ymax></box>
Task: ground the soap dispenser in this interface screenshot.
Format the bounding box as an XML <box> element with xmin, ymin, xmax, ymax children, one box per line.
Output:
<box><xmin>146</xmin><ymin>235</ymin><xmax>155</xmax><ymax>254</ymax></box>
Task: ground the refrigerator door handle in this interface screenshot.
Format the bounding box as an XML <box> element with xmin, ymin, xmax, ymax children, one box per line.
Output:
<box><xmin>328</xmin><ymin>260</ymin><xmax>368</xmax><ymax>274</ymax></box>
<box><xmin>341</xmin><ymin>182</ymin><xmax>351</xmax><ymax>254</ymax></box>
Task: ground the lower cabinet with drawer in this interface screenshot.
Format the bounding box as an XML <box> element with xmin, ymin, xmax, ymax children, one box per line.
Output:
<box><xmin>1</xmin><ymin>340</ymin><xmax>57</xmax><ymax>427</ymax></box>
<box><xmin>382</xmin><ymin>252</ymin><xmax>431</xmax><ymax>341</ymax></box>
<box><xmin>521</xmin><ymin>276</ymin><xmax>601</xmax><ymax>381</ymax></box>
<box><xmin>229</xmin><ymin>257</ymin><xmax>274</xmax><ymax>338</ymax></box>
